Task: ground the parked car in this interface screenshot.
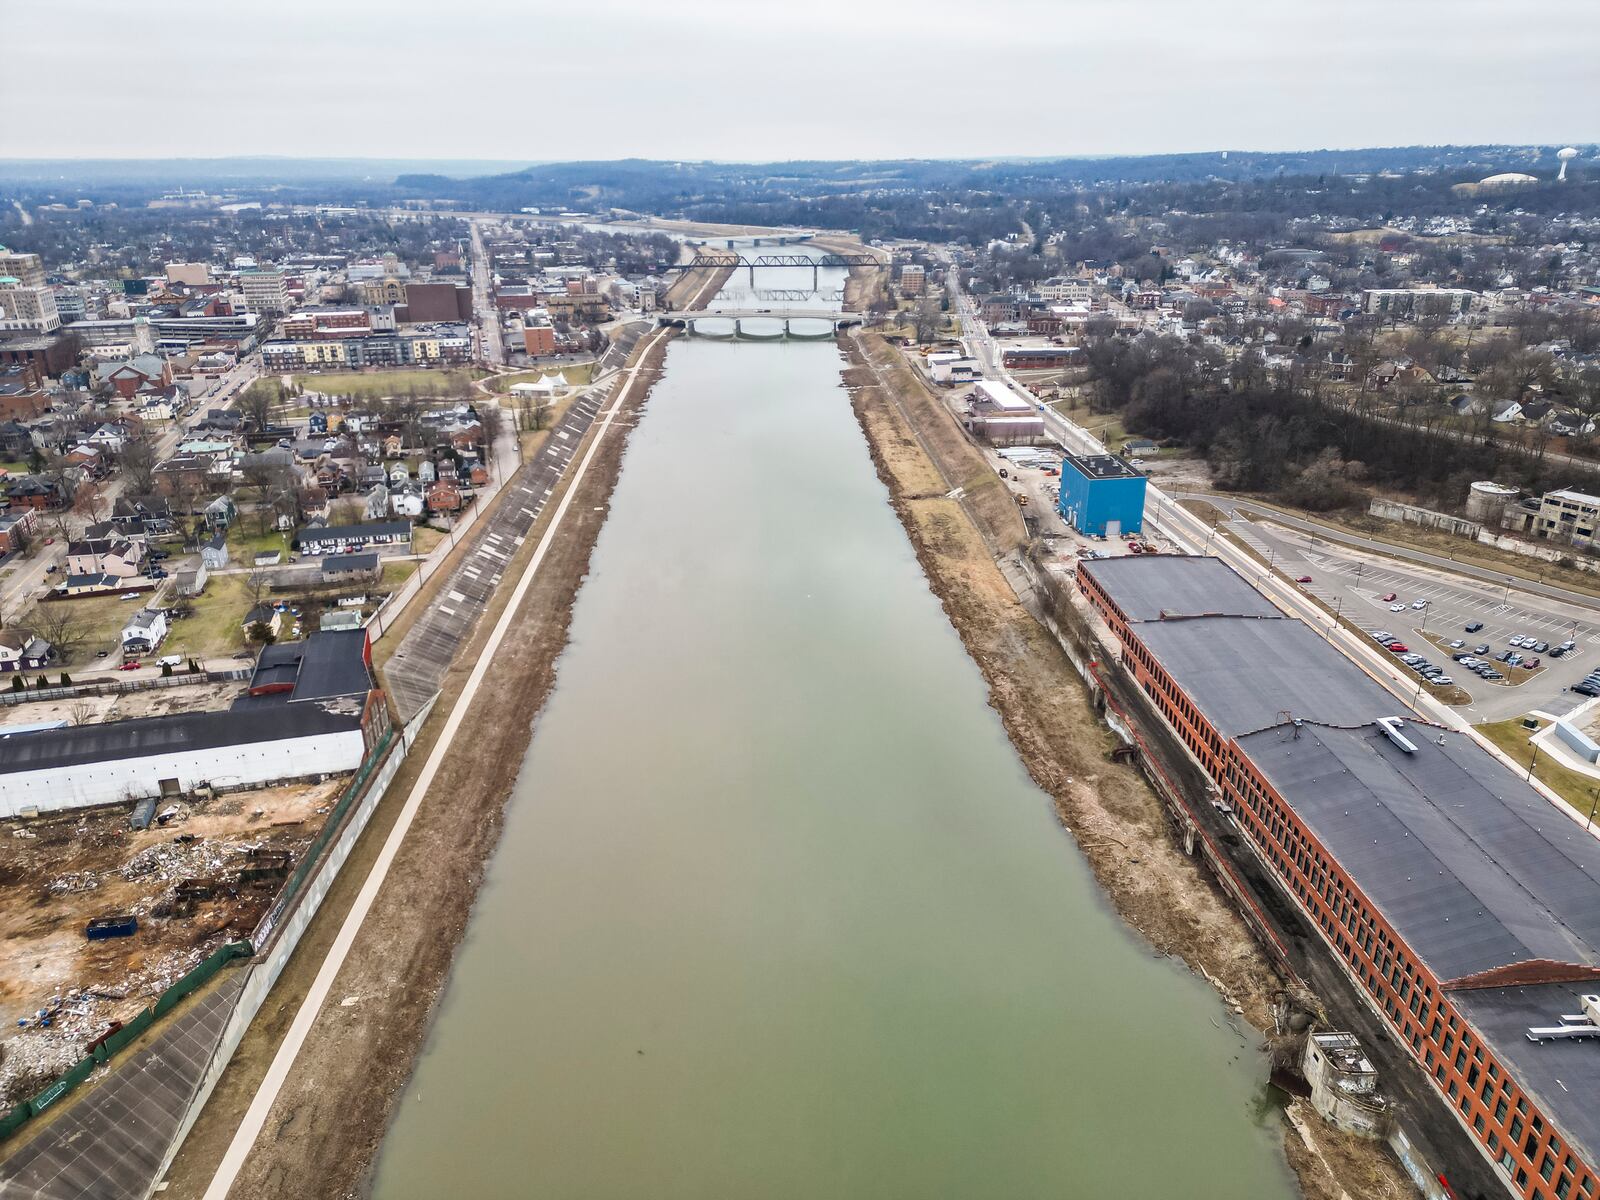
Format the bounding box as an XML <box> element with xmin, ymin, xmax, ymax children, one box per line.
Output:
<box><xmin>1411</xmin><ymin>599</ymin><xmax>1428</xmax><ymax>610</ymax></box>
<box><xmin>1390</xmin><ymin>603</ymin><xmax>1405</xmax><ymax>612</ymax></box>
<box><xmin>1510</xmin><ymin>636</ymin><xmax>1526</xmax><ymax>647</ymax></box>
<box><xmin>1381</xmin><ymin>593</ymin><xmax>1397</xmax><ymax>602</ymax></box>
<box><xmin>1465</xmin><ymin>622</ymin><xmax>1484</xmax><ymax>633</ymax></box>
<box><xmin>119</xmin><ymin>592</ymin><xmax>140</xmax><ymax>601</ymax></box>
<box><xmin>1534</xmin><ymin>641</ymin><xmax>1550</xmax><ymax>654</ymax></box>
<box><xmin>117</xmin><ymin>661</ymin><xmax>140</xmax><ymax>671</ymax></box>
<box><xmin>1524</xmin><ymin>658</ymin><xmax>1541</xmax><ymax>670</ymax></box>
<box><xmin>1389</xmin><ymin>644</ymin><xmax>1409</xmax><ymax>654</ymax></box>
<box><xmin>95</xmin><ymin>649</ymin><xmax>108</xmax><ymax>658</ymax></box>
<box><xmin>1474</xmin><ymin>644</ymin><xmax>1491</xmax><ymax>655</ymax></box>
<box><xmin>1295</xmin><ymin>575</ymin><xmax>1313</xmax><ymax>584</ymax></box>
<box><xmin>1448</xmin><ymin>640</ymin><xmax>1465</xmax><ymax>649</ymax></box>
<box><xmin>148</xmin><ymin>550</ymin><xmax>170</xmax><ymax>561</ymax></box>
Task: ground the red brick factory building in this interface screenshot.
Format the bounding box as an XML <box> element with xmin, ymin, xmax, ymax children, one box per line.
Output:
<box><xmin>1079</xmin><ymin>553</ymin><xmax>1600</xmax><ymax>1200</ymax></box>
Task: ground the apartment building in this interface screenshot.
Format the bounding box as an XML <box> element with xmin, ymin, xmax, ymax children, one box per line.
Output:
<box><xmin>239</xmin><ymin>269</ymin><xmax>290</xmax><ymax>315</ymax></box>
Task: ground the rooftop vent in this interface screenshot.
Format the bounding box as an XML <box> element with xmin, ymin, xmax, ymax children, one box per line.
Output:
<box><xmin>1377</xmin><ymin>717</ymin><xmax>1417</xmax><ymax>755</ymax></box>
<box><xmin>1527</xmin><ymin>995</ymin><xmax>1600</xmax><ymax>1044</ymax></box>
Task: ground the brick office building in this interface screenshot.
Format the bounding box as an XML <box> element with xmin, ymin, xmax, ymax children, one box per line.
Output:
<box><xmin>1079</xmin><ymin>553</ymin><xmax>1600</xmax><ymax>1200</ymax></box>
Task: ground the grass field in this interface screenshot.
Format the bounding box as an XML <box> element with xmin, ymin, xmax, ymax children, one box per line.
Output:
<box><xmin>165</xmin><ymin>573</ymin><xmax>252</xmax><ymax>660</ymax></box>
<box><xmin>486</xmin><ymin>363</ymin><xmax>595</xmax><ymax>393</ymax></box>
<box><xmin>290</xmin><ymin>368</ymin><xmax>482</xmax><ymax>399</ymax></box>
<box><xmin>1478</xmin><ymin>717</ymin><xmax>1600</xmax><ymax>821</ymax></box>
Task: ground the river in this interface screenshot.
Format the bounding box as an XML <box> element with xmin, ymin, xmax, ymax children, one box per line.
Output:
<box><xmin>371</xmin><ymin>258</ymin><xmax>1295</xmax><ymax>1198</ymax></box>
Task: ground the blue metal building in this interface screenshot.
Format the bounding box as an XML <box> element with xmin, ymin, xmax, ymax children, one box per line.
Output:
<box><xmin>1057</xmin><ymin>454</ymin><xmax>1146</xmax><ymax>538</ymax></box>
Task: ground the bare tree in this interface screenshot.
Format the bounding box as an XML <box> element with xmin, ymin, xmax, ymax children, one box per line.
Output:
<box><xmin>119</xmin><ymin>440</ymin><xmax>159</xmax><ymax>495</ymax></box>
<box><xmin>243</xmin><ymin>570</ymin><xmax>273</xmax><ymax>614</ymax></box>
<box><xmin>68</xmin><ymin>700</ymin><xmax>96</xmax><ymax>726</ymax></box>
<box><xmin>911</xmin><ymin>295</ymin><xmax>942</xmax><ymax>345</ymax></box>
<box><xmin>237</xmin><ymin>379</ymin><xmax>282</xmax><ymax>433</ymax></box>
<box><xmin>28</xmin><ymin>604</ymin><xmax>91</xmax><ymax>664</ymax></box>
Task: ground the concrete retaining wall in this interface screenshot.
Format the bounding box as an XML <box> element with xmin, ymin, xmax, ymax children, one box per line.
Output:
<box><xmin>1368</xmin><ymin>498</ymin><xmax>1482</xmax><ymax>539</ymax></box>
<box><xmin>147</xmin><ymin>697</ymin><xmax>435</xmax><ymax>1198</ymax></box>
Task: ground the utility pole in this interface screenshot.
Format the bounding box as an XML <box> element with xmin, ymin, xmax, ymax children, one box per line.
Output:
<box><xmin>1587</xmin><ymin>789</ymin><xmax>1599</xmax><ymax>834</ymax></box>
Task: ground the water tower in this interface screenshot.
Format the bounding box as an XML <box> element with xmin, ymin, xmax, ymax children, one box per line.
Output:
<box><xmin>1559</xmin><ymin>147</ymin><xmax>1579</xmax><ymax>181</ymax></box>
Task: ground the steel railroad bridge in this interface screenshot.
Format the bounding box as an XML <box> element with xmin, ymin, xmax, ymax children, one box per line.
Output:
<box><xmin>666</xmin><ymin>252</ymin><xmax>882</xmax><ymax>289</ymax></box>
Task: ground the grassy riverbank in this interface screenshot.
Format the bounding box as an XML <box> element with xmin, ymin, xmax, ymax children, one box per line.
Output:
<box><xmin>842</xmin><ymin>330</ymin><xmax>1414</xmax><ymax>1200</ymax></box>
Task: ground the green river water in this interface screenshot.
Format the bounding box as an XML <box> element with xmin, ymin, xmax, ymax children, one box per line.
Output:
<box><xmin>371</xmin><ymin>264</ymin><xmax>1295</xmax><ymax>1199</ymax></box>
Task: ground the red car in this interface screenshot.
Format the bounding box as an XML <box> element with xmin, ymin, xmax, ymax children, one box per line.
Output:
<box><xmin>1381</xmin><ymin>592</ymin><xmax>1397</xmax><ymax>602</ymax></box>
<box><xmin>1389</xmin><ymin>644</ymin><xmax>1409</xmax><ymax>654</ymax></box>
<box><xmin>117</xmin><ymin>661</ymin><xmax>140</xmax><ymax>671</ymax></box>
<box><xmin>1295</xmin><ymin>575</ymin><xmax>1313</xmax><ymax>584</ymax></box>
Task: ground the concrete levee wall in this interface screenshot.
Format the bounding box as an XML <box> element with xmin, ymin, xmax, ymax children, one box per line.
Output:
<box><xmin>148</xmin><ymin>697</ymin><xmax>435</xmax><ymax>1199</ymax></box>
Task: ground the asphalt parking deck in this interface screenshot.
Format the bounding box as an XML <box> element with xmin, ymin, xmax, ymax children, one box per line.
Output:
<box><xmin>1225</xmin><ymin>517</ymin><xmax>1598</xmax><ymax>722</ymax></box>
<box><xmin>0</xmin><ymin>972</ymin><xmax>245</xmax><ymax>1200</ymax></box>
<box><xmin>383</xmin><ymin>385</ymin><xmax>608</xmax><ymax>721</ymax></box>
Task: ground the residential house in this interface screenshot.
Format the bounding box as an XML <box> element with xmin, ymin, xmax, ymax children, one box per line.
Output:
<box><xmin>120</xmin><ymin>608</ymin><xmax>169</xmax><ymax>656</ymax></box>
<box><xmin>0</xmin><ymin>419</ymin><xmax>35</xmax><ymax>459</ymax></box>
<box><xmin>95</xmin><ymin>354</ymin><xmax>172</xmax><ymax>399</ymax></box>
<box><xmin>363</xmin><ymin>484</ymin><xmax>390</xmax><ymax>522</ymax></box>
<box><xmin>194</xmin><ymin>408</ymin><xmax>244</xmax><ymax>435</ymax></box>
<box><xmin>426</xmin><ymin>479</ymin><xmax>463</xmax><ymax>513</ymax></box>
<box><xmin>389</xmin><ymin>487</ymin><xmax>424</xmax><ymax>518</ymax></box>
<box><xmin>65</xmin><ymin>536</ymin><xmax>144</xmax><ymax>578</ymax></box>
<box><xmin>5</xmin><ymin>475</ymin><xmax>67</xmax><ymax>510</ymax></box>
<box><xmin>112</xmin><ymin>495</ymin><xmax>176</xmax><ymax>535</ymax></box>
<box><xmin>0</xmin><ymin>508</ymin><xmax>37</xmax><ymax>554</ymax></box>
<box><xmin>174</xmin><ymin>564</ymin><xmax>208</xmax><ymax>597</ymax></box>
<box><xmin>53</xmin><ymin>571</ymin><xmax>124</xmax><ymax>597</ymax></box>
<box><xmin>241</xmin><ymin>603</ymin><xmax>283</xmax><ymax>639</ymax></box>
<box><xmin>0</xmin><ymin>629</ymin><xmax>51</xmax><ymax>671</ymax></box>
<box><xmin>200</xmin><ymin>532</ymin><xmax>231</xmax><ymax>569</ymax></box>
<box><xmin>320</xmin><ymin>551</ymin><xmax>381</xmax><ymax>584</ymax></box>
<box><xmin>203</xmin><ymin>494</ymin><xmax>237</xmax><ymax>531</ymax></box>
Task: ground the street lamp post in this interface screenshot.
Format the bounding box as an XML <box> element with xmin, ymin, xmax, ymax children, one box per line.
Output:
<box><xmin>1587</xmin><ymin>789</ymin><xmax>1599</xmax><ymax>834</ymax></box>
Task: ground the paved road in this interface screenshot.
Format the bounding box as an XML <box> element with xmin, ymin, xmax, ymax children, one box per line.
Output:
<box><xmin>1194</xmin><ymin>500</ymin><xmax>1598</xmax><ymax>723</ymax></box>
<box><xmin>0</xmin><ymin>358</ymin><xmax>259</xmax><ymax>626</ymax></box>
<box><xmin>382</xmin><ymin>326</ymin><xmax>650</xmax><ymax>720</ymax></box>
<box><xmin>468</xmin><ymin>219</ymin><xmax>503</xmax><ymax>366</ymax></box>
<box><xmin>1180</xmin><ymin>492</ymin><xmax>1600</xmax><ymax>614</ymax></box>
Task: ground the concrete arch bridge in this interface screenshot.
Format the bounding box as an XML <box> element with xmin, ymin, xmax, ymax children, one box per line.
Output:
<box><xmin>657</xmin><ymin>309</ymin><xmax>864</xmax><ymax>340</ymax></box>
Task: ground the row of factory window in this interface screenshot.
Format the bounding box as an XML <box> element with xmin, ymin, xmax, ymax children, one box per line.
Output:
<box><xmin>1220</xmin><ymin>753</ymin><xmax>1591</xmax><ymax>1200</ymax></box>
<box><xmin>1123</xmin><ymin>642</ymin><xmax>1225</xmax><ymax>766</ymax></box>
<box><xmin>1103</xmin><ymin>622</ymin><xmax>1594</xmax><ymax>1200</ymax></box>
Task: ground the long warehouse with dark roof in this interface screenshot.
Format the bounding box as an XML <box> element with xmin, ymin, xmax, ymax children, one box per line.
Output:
<box><xmin>0</xmin><ymin>629</ymin><xmax>389</xmax><ymax>816</ymax></box>
<box><xmin>1079</xmin><ymin>553</ymin><xmax>1600</xmax><ymax>1200</ymax></box>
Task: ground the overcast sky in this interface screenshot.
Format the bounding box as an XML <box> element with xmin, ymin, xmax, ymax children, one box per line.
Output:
<box><xmin>5</xmin><ymin>0</ymin><xmax>1596</xmax><ymax>162</ymax></box>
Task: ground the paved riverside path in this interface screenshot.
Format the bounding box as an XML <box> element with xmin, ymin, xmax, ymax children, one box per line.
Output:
<box><xmin>0</xmin><ymin>972</ymin><xmax>245</xmax><ymax>1200</ymax></box>
<box><xmin>381</xmin><ymin>325</ymin><xmax>649</xmax><ymax>720</ymax></box>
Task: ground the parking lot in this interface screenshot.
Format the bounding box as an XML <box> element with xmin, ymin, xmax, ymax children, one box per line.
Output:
<box><xmin>1227</xmin><ymin>517</ymin><xmax>1599</xmax><ymax>723</ymax></box>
